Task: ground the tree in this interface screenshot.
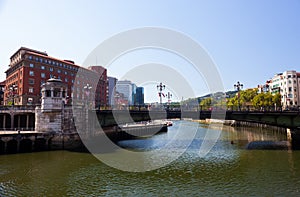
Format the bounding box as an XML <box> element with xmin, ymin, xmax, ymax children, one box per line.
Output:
<box><xmin>200</xmin><ymin>98</ymin><xmax>213</xmax><ymax>110</ymax></box>
<box><xmin>252</xmin><ymin>92</ymin><xmax>281</xmax><ymax>110</ymax></box>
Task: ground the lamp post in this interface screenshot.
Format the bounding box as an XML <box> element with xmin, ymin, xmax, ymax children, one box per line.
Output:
<box><xmin>9</xmin><ymin>84</ymin><xmax>18</xmax><ymax>106</ymax></box>
<box><xmin>84</xmin><ymin>84</ymin><xmax>92</xmax><ymax>108</ymax></box>
<box><xmin>166</xmin><ymin>92</ymin><xmax>172</xmax><ymax>105</ymax></box>
<box><xmin>234</xmin><ymin>81</ymin><xmax>243</xmax><ymax>111</ymax></box>
<box><xmin>84</xmin><ymin>84</ymin><xmax>92</xmax><ymax>134</ymax></box>
<box><xmin>157</xmin><ymin>82</ymin><xmax>165</xmax><ymax>106</ymax></box>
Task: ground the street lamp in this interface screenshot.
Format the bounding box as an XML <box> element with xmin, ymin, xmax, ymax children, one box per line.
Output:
<box><xmin>166</xmin><ymin>92</ymin><xmax>172</xmax><ymax>105</ymax></box>
<box><xmin>84</xmin><ymin>84</ymin><xmax>92</xmax><ymax>108</ymax></box>
<box><xmin>234</xmin><ymin>81</ymin><xmax>243</xmax><ymax>111</ymax></box>
<box><xmin>157</xmin><ymin>82</ymin><xmax>165</xmax><ymax>106</ymax></box>
<box><xmin>9</xmin><ymin>84</ymin><xmax>18</xmax><ymax>106</ymax></box>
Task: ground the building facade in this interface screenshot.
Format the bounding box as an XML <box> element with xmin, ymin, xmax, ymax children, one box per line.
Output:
<box><xmin>135</xmin><ymin>87</ymin><xmax>144</xmax><ymax>105</ymax></box>
<box><xmin>88</xmin><ymin>66</ymin><xmax>108</xmax><ymax>108</ymax></box>
<box><xmin>131</xmin><ymin>83</ymin><xmax>137</xmax><ymax>105</ymax></box>
<box><xmin>268</xmin><ymin>70</ymin><xmax>300</xmax><ymax>108</ymax></box>
<box><xmin>4</xmin><ymin>47</ymin><xmax>107</xmax><ymax>106</ymax></box>
<box><xmin>0</xmin><ymin>81</ymin><xmax>5</xmax><ymax>105</ymax></box>
<box><xmin>115</xmin><ymin>80</ymin><xmax>133</xmax><ymax>105</ymax></box>
<box><xmin>107</xmin><ymin>77</ymin><xmax>118</xmax><ymax>106</ymax></box>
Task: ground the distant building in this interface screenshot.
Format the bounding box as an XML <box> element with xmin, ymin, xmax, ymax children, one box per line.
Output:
<box><xmin>0</xmin><ymin>80</ymin><xmax>5</xmax><ymax>105</ymax></box>
<box><xmin>116</xmin><ymin>80</ymin><xmax>133</xmax><ymax>105</ymax></box>
<box><xmin>88</xmin><ymin>66</ymin><xmax>108</xmax><ymax>107</ymax></box>
<box><xmin>4</xmin><ymin>47</ymin><xmax>107</xmax><ymax>106</ymax></box>
<box><xmin>267</xmin><ymin>70</ymin><xmax>300</xmax><ymax>108</ymax></box>
<box><xmin>131</xmin><ymin>83</ymin><xmax>137</xmax><ymax>105</ymax></box>
<box><xmin>135</xmin><ymin>87</ymin><xmax>144</xmax><ymax>105</ymax></box>
<box><xmin>107</xmin><ymin>77</ymin><xmax>118</xmax><ymax>106</ymax></box>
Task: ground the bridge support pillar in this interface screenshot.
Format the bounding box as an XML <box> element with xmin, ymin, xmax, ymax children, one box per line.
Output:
<box><xmin>18</xmin><ymin>115</ymin><xmax>21</xmax><ymax>130</ymax></box>
<box><xmin>3</xmin><ymin>114</ymin><xmax>6</xmax><ymax>129</ymax></box>
<box><xmin>290</xmin><ymin>128</ymin><xmax>300</xmax><ymax>150</ymax></box>
<box><xmin>26</xmin><ymin>115</ymin><xmax>30</xmax><ymax>130</ymax></box>
<box><xmin>4</xmin><ymin>141</ymin><xmax>7</xmax><ymax>154</ymax></box>
<box><xmin>11</xmin><ymin>114</ymin><xmax>14</xmax><ymax>130</ymax></box>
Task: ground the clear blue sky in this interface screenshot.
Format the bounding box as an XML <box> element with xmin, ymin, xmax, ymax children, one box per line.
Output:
<box><xmin>0</xmin><ymin>0</ymin><xmax>299</xmax><ymax>102</ymax></box>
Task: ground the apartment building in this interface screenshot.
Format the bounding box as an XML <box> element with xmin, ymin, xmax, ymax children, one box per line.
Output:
<box><xmin>4</xmin><ymin>47</ymin><xmax>107</xmax><ymax>106</ymax></box>
<box><xmin>268</xmin><ymin>70</ymin><xmax>300</xmax><ymax>108</ymax></box>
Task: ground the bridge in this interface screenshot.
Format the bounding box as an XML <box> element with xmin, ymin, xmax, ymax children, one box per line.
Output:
<box><xmin>96</xmin><ymin>109</ymin><xmax>300</xmax><ymax>129</ymax></box>
<box><xmin>0</xmin><ymin>106</ymin><xmax>299</xmax><ymax>154</ymax></box>
<box><xmin>0</xmin><ymin>106</ymin><xmax>299</xmax><ymax>130</ymax></box>
<box><xmin>0</xmin><ymin>106</ymin><xmax>35</xmax><ymax>131</ymax></box>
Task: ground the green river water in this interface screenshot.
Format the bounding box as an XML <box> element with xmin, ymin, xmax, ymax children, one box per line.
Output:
<box><xmin>0</xmin><ymin>120</ymin><xmax>300</xmax><ymax>196</ymax></box>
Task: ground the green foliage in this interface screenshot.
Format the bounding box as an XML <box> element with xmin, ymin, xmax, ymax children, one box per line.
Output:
<box><xmin>200</xmin><ymin>98</ymin><xmax>212</xmax><ymax>110</ymax></box>
<box><xmin>227</xmin><ymin>88</ymin><xmax>281</xmax><ymax>110</ymax></box>
<box><xmin>252</xmin><ymin>92</ymin><xmax>281</xmax><ymax>108</ymax></box>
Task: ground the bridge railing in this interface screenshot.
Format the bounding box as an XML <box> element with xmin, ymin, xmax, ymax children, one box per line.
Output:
<box><xmin>0</xmin><ymin>105</ymin><xmax>39</xmax><ymax>111</ymax></box>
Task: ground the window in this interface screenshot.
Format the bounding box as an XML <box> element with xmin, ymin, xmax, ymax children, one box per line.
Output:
<box><xmin>39</xmin><ymin>58</ymin><xmax>43</xmax><ymax>63</ymax></box>
<box><xmin>41</xmin><ymin>65</ymin><xmax>45</xmax><ymax>70</ymax></box>
<box><xmin>49</xmin><ymin>115</ymin><xmax>55</xmax><ymax>122</ymax></box>
<box><xmin>41</xmin><ymin>73</ymin><xmax>46</xmax><ymax>78</ymax></box>
<box><xmin>50</xmin><ymin>67</ymin><xmax>54</xmax><ymax>72</ymax></box>
<box><xmin>29</xmin><ymin>79</ymin><xmax>34</xmax><ymax>84</ymax></box>
<box><xmin>46</xmin><ymin>90</ymin><xmax>51</xmax><ymax>97</ymax></box>
<box><xmin>29</xmin><ymin>56</ymin><xmax>32</xmax><ymax>60</ymax></box>
<box><xmin>288</xmin><ymin>75</ymin><xmax>291</xmax><ymax>78</ymax></box>
<box><xmin>64</xmin><ymin>71</ymin><xmax>67</xmax><ymax>75</ymax></box>
<box><xmin>57</xmin><ymin>69</ymin><xmax>61</xmax><ymax>73</ymax></box>
<box><xmin>29</xmin><ymin>63</ymin><xmax>34</xmax><ymax>68</ymax></box>
<box><xmin>29</xmin><ymin>71</ymin><xmax>34</xmax><ymax>76</ymax></box>
<box><xmin>288</xmin><ymin>80</ymin><xmax>291</xmax><ymax>84</ymax></box>
<box><xmin>48</xmin><ymin>60</ymin><xmax>51</xmax><ymax>64</ymax></box>
<box><xmin>65</xmin><ymin>78</ymin><xmax>68</xmax><ymax>82</ymax></box>
<box><xmin>29</xmin><ymin>87</ymin><xmax>34</xmax><ymax>93</ymax></box>
<box><xmin>288</xmin><ymin>94</ymin><xmax>293</xmax><ymax>98</ymax></box>
<box><xmin>289</xmin><ymin>87</ymin><xmax>292</xmax><ymax>92</ymax></box>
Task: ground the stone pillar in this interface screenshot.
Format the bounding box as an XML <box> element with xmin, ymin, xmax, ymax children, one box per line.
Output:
<box><xmin>3</xmin><ymin>114</ymin><xmax>6</xmax><ymax>129</ymax></box>
<box><xmin>11</xmin><ymin>114</ymin><xmax>14</xmax><ymax>130</ymax></box>
<box><xmin>51</xmin><ymin>87</ymin><xmax>54</xmax><ymax>97</ymax></box>
<box><xmin>18</xmin><ymin>115</ymin><xmax>21</xmax><ymax>129</ymax></box>
<box><xmin>26</xmin><ymin>114</ymin><xmax>30</xmax><ymax>130</ymax></box>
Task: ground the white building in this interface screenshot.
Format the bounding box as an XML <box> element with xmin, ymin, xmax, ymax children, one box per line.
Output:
<box><xmin>116</xmin><ymin>80</ymin><xmax>133</xmax><ymax>105</ymax></box>
<box><xmin>268</xmin><ymin>70</ymin><xmax>300</xmax><ymax>108</ymax></box>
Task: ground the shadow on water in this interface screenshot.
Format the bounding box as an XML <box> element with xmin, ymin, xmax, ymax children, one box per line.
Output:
<box><xmin>246</xmin><ymin>141</ymin><xmax>289</xmax><ymax>150</ymax></box>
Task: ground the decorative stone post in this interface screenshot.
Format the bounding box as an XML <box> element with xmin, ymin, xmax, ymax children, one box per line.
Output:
<box><xmin>35</xmin><ymin>78</ymin><xmax>67</xmax><ymax>133</ymax></box>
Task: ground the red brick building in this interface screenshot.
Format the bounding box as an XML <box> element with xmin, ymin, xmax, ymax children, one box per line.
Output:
<box><xmin>4</xmin><ymin>47</ymin><xmax>107</xmax><ymax>106</ymax></box>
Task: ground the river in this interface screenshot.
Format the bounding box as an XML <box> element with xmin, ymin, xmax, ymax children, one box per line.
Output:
<box><xmin>0</xmin><ymin>120</ymin><xmax>300</xmax><ymax>196</ymax></box>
